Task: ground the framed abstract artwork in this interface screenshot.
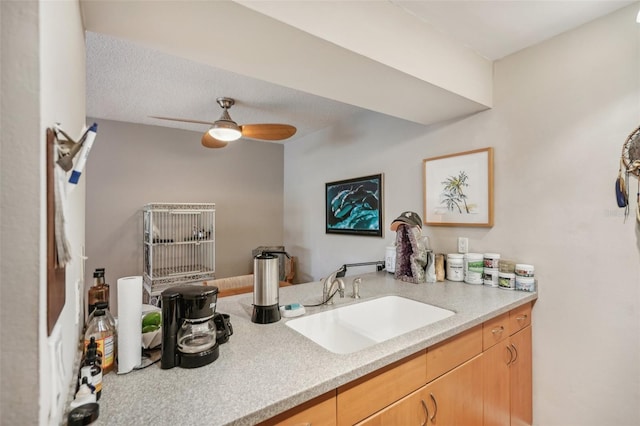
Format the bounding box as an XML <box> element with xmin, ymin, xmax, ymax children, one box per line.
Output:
<box><xmin>326</xmin><ymin>174</ymin><xmax>383</xmax><ymax>236</ymax></box>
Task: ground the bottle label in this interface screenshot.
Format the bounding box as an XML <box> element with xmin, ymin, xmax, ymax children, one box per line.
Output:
<box><xmin>103</xmin><ymin>335</ymin><xmax>115</xmax><ymax>369</ymax></box>
<box><xmin>467</xmin><ymin>260</ymin><xmax>484</xmax><ymax>273</ymax></box>
<box><xmin>93</xmin><ymin>368</ymin><xmax>103</xmax><ymax>394</ymax></box>
<box><xmin>85</xmin><ymin>336</ymin><xmax>114</xmax><ymax>370</ymax></box>
<box><xmin>81</xmin><ymin>365</ymin><xmax>102</xmax><ymax>394</ymax></box>
<box><xmin>80</xmin><ymin>362</ymin><xmax>102</xmax><ymax>395</ymax></box>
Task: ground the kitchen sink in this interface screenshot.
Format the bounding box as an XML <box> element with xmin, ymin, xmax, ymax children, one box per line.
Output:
<box><xmin>285</xmin><ymin>295</ymin><xmax>454</xmax><ymax>354</ymax></box>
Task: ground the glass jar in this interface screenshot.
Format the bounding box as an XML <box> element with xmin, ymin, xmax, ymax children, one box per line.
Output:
<box><xmin>177</xmin><ymin>317</ymin><xmax>217</xmax><ymax>354</ymax></box>
<box><xmin>84</xmin><ymin>309</ymin><xmax>116</xmax><ymax>374</ymax></box>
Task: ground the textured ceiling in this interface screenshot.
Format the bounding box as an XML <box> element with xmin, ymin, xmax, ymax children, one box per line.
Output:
<box><xmin>85</xmin><ymin>31</ymin><xmax>366</xmax><ymax>141</ymax></box>
<box><xmin>86</xmin><ymin>1</ymin><xmax>636</xmax><ymax>145</ymax></box>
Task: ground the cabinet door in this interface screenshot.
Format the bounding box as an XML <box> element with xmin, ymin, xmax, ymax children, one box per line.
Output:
<box><xmin>483</xmin><ymin>325</ymin><xmax>533</xmax><ymax>426</ymax></box>
<box><xmin>423</xmin><ymin>354</ymin><xmax>483</xmax><ymax>425</ymax></box>
<box><xmin>259</xmin><ymin>391</ymin><xmax>336</xmax><ymax>426</ymax></box>
<box><xmin>483</xmin><ymin>340</ymin><xmax>511</xmax><ymax>426</ymax></box>
<box><xmin>360</xmin><ymin>355</ymin><xmax>483</xmax><ymax>426</ymax></box>
<box><xmin>357</xmin><ymin>387</ymin><xmax>427</xmax><ymax>426</ymax></box>
<box><xmin>427</xmin><ymin>325</ymin><xmax>483</xmax><ymax>382</ymax></box>
<box><xmin>337</xmin><ymin>351</ymin><xmax>427</xmax><ymax>426</ymax></box>
<box><xmin>510</xmin><ymin>326</ymin><xmax>532</xmax><ymax>426</ymax></box>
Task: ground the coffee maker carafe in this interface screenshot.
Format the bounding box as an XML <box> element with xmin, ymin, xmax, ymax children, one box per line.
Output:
<box><xmin>161</xmin><ymin>285</ymin><xmax>219</xmax><ymax>369</ymax></box>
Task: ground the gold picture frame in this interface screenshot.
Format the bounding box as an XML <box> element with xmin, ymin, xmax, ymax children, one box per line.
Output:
<box><xmin>423</xmin><ymin>147</ymin><xmax>494</xmax><ymax>227</ymax></box>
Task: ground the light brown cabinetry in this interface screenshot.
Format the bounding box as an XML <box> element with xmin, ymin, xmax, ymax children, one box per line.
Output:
<box><xmin>427</xmin><ymin>325</ymin><xmax>483</xmax><ymax>382</ymax></box>
<box><xmin>360</xmin><ymin>325</ymin><xmax>483</xmax><ymax>425</ymax></box>
<box><xmin>257</xmin><ymin>390</ymin><xmax>337</xmax><ymax>426</ymax></box>
<box><xmin>337</xmin><ymin>351</ymin><xmax>427</xmax><ymax>426</ymax></box>
<box><xmin>262</xmin><ymin>302</ymin><xmax>533</xmax><ymax>426</ymax></box>
<box><xmin>483</xmin><ymin>302</ymin><xmax>533</xmax><ymax>426</ymax></box>
<box><xmin>359</xmin><ymin>354</ymin><xmax>483</xmax><ymax>425</ymax></box>
<box><xmin>341</xmin><ymin>326</ymin><xmax>481</xmax><ymax>426</ymax></box>
<box><xmin>423</xmin><ymin>354</ymin><xmax>483</xmax><ymax>425</ymax></box>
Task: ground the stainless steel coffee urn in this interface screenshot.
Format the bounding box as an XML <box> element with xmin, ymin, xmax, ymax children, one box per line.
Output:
<box><xmin>251</xmin><ymin>253</ymin><xmax>281</xmax><ymax>324</ymax></box>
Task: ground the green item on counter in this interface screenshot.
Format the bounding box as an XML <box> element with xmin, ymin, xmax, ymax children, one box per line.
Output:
<box><xmin>142</xmin><ymin>324</ymin><xmax>160</xmax><ymax>333</ymax></box>
<box><xmin>142</xmin><ymin>311</ymin><xmax>161</xmax><ymax>328</ymax></box>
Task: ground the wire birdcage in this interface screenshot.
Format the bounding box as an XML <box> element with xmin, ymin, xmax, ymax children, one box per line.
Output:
<box><xmin>143</xmin><ymin>203</ymin><xmax>215</xmax><ymax>296</ymax></box>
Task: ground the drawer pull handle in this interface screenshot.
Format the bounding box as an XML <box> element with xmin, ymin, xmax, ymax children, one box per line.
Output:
<box><xmin>510</xmin><ymin>343</ymin><xmax>519</xmax><ymax>364</ymax></box>
<box><xmin>429</xmin><ymin>393</ymin><xmax>438</xmax><ymax>422</ymax></box>
<box><xmin>420</xmin><ymin>399</ymin><xmax>429</xmax><ymax>426</ymax></box>
<box><xmin>506</xmin><ymin>345</ymin><xmax>514</xmax><ymax>365</ymax></box>
<box><xmin>492</xmin><ymin>326</ymin><xmax>504</xmax><ymax>335</ymax></box>
<box><xmin>516</xmin><ymin>314</ymin><xmax>528</xmax><ymax>322</ymax></box>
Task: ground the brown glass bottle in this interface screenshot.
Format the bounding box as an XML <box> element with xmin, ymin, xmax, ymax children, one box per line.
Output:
<box><xmin>87</xmin><ymin>269</ymin><xmax>109</xmax><ymax>319</ymax></box>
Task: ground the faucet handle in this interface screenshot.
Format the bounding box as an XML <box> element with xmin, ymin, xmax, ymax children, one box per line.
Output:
<box><xmin>351</xmin><ymin>277</ymin><xmax>362</xmax><ymax>299</ymax></box>
<box><xmin>337</xmin><ymin>278</ymin><xmax>346</xmax><ymax>298</ymax></box>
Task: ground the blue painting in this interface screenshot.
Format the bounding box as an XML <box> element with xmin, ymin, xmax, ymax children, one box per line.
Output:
<box><xmin>326</xmin><ymin>174</ymin><xmax>383</xmax><ymax>236</ymax></box>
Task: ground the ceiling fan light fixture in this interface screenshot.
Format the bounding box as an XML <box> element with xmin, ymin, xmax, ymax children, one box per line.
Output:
<box><xmin>208</xmin><ymin>121</ymin><xmax>242</xmax><ymax>142</ymax></box>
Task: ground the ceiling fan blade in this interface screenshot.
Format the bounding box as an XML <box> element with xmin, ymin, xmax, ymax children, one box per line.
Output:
<box><xmin>150</xmin><ymin>116</ymin><xmax>215</xmax><ymax>126</ymax></box>
<box><xmin>240</xmin><ymin>124</ymin><xmax>297</xmax><ymax>141</ymax></box>
<box><xmin>201</xmin><ymin>132</ymin><xmax>229</xmax><ymax>149</ymax></box>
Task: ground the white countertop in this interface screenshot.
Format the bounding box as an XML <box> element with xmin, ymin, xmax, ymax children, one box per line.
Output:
<box><xmin>97</xmin><ymin>271</ymin><xmax>537</xmax><ymax>425</ymax></box>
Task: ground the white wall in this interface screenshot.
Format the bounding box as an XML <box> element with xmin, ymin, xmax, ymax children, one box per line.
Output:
<box><xmin>85</xmin><ymin>119</ymin><xmax>284</xmax><ymax>309</ymax></box>
<box><xmin>39</xmin><ymin>2</ymin><xmax>86</xmax><ymax>424</ymax></box>
<box><xmin>284</xmin><ymin>5</ymin><xmax>640</xmax><ymax>425</ymax></box>
<box><xmin>0</xmin><ymin>1</ymin><xmax>86</xmax><ymax>425</ymax></box>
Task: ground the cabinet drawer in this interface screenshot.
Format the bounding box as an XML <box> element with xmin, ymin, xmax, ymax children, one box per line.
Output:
<box><xmin>483</xmin><ymin>312</ymin><xmax>510</xmax><ymax>350</ymax></box>
<box><xmin>337</xmin><ymin>350</ymin><xmax>427</xmax><ymax>426</ymax></box>
<box><xmin>509</xmin><ymin>302</ymin><xmax>532</xmax><ymax>335</ymax></box>
<box><xmin>360</xmin><ymin>355</ymin><xmax>484</xmax><ymax>426</ymax></box>
<box><xmin>426</xmin><ymin>325</ymin><xmax>482</xmax><ymax>382</ymax></box>
<box><xmin>258</xmin><ymin>390</ymin><xmax>336</xmax><ymax>426</ymax></box>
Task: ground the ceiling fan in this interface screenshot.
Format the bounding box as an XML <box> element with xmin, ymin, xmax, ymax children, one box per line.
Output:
<box><xmin>150</xmin><ymin>97</ymin><xmax>297</xmax><ymax>148</ymax></box>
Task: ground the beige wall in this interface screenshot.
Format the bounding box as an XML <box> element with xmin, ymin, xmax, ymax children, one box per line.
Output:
<box><xmin>284</xmin><ymin>5</ymin><xmax>640</xmax><ymax>425</ymax></box>
<box><xmin>1</xmin><ymin>2</ymin><xmax>41</xmax><ymax>424</ymax></box>
<box><xmin>1</xmin><ymin>0</ymin><xmax>86</xmax><ymax>424</ymax></box>
<box><xmin>85</xmin><ymin>119</ymin><xmax>284</xmax><ymax>309</ymax></box>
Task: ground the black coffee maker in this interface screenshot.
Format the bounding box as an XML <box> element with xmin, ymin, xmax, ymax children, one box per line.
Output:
<box><xmin>160</xmin><ymin>285</ymin><xmax>219</xmax><ymax>369</ymax></box>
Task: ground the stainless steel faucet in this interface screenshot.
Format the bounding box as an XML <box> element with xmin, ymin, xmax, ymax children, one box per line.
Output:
<box><xmin>322</xmin><ymin>269</ymin><xmax>345</xmax><ymax>305</ymax></box>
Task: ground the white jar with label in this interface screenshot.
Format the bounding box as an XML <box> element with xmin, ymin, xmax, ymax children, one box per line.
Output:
<box><xmin>464</xmin><ymin>253</ymin><xmax>484</xmax><ymax>285</ymax></box>
<box><xmin>515</xmin><ymin>264</ymin><xmax>535</xmax><ymax>277</ymax></box>
<box><xmin>516</xmin><ymin>276</ymin><xmax>536</xmax><ymax>292</ymax></box>
<box><xmin>498</xmin><ymin>272</ymin><xmax>516</xmax><ymax>290</ymax></box>
<box><xmin>483</xmin><ymin>268</ymin><xmax>499</xmax><ymax>287</ymax></box>
<box><xmin>446</xmin><ymin>253</ymin><xmax>464</xmax><ymax>281</ymax></box>
<box><xmin>484</xmin><ymin>253</ymin><xmax>501</xmax><ymax>269</ymax></box>
<box><xmin>385</xmin><ymin>246</ymin><xmax>396</xmax><ymax>273</ymax></box>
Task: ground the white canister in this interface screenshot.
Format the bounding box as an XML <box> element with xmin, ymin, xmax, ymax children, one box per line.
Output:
<box><xmin>516</xmin><ymin>276</ymin><xmax>536</xmax><ymax>292</ymax></box>
<box><xmin>385</xmin><ymin>246</ymin><xmax>396</xmax><ymax>273</ymax></box>
<box><xmin>484</xmin><ymin>253</ymin><xmax>501</xmax><ymax>269</ymax></box>
<box><xmin>498</xmin><ymin>272</ymin><xmax>516</xmax><ymax>290</ymax></box>
<box><xmin>515</xmin><ymin>264</ymin><xmax>535</xmax><ymax>277</ymax></box>
<box><xmin>446</xmin><ymin>254</ymin><xmax>464</xmax><ymax>282</ymax></box>
<box><xmin>483</xmin><ymin>268</ymin><xmax>499</xmax><ymax>287</ymax></box>
<box><xmin>464</xmin><ymin>253</ymin><xmax>484</xmax><ymax>285</ymax></box>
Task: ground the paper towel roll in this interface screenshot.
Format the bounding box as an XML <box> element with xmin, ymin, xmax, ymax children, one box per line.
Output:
<box><xmin>117</xmin><ymin>276</ymin><xmax>142</xmax><ymax>374</ymax></box>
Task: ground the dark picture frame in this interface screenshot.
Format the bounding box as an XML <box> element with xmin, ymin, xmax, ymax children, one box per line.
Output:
<box><xmin>325</xmin><ymin>174</ymin><xmax>383</xmax><ymax>236</ymax></box>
